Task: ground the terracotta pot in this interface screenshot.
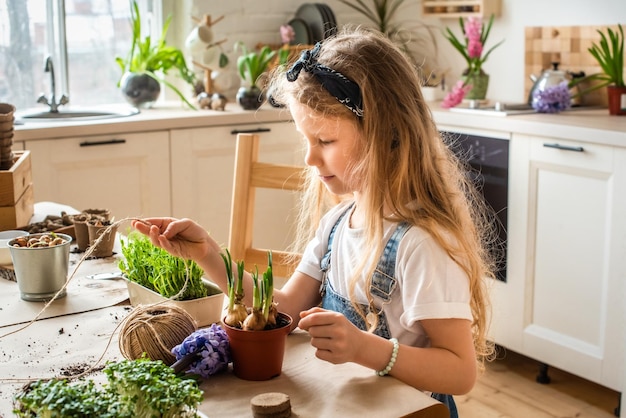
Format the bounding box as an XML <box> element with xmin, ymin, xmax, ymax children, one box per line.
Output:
<box><xmin>606</xmin><ymin>85</ymin><xmax>626</xmax><ymax>116</ymax></box>
<box><xmin>223</xmin><ymin>312</ymin><xmax>292</xmax><ymax>381</ymax></box>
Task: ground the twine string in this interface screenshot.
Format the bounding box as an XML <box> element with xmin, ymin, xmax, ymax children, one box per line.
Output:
<box><xmin>0</xmin><ymin>216</ymin><xmax>200</xmax><ymax>383</ymax></box>
<box><xmin>118</xmin><ymin>303</ymin><xmax>197</xmax><ymax>365</ymax></box>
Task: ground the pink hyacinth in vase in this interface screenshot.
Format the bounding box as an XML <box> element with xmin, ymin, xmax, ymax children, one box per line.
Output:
<box><xmin>465</xmin><ymin>17</ymin><xmax>483</xmax><ymax>60</ymax></box>
<box><xmin>442</xmin><ymin>14</ymin><xmax>504</xmax><ymax>105</ymax></box>
<box><xmin>280</xmin><ymin>24</ymin><xmax>295</xmax><ymax>45</ymax></box>
<box><xmin>441</xmin><ymin>80</ymin><xmax>473</xmax><ymax>109</ymax></box>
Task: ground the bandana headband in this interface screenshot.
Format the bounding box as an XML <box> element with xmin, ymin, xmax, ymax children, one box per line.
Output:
<box><xmin>286</xmin><ymin>43</ymin><xmax>364</xmax><ymax>118</ymax></box>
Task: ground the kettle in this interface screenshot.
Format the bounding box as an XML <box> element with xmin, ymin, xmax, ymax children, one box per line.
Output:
<box><xmin>528</xmin><ymin>63</ymin><xmax>572</xmax><ymax>106</ymax></box>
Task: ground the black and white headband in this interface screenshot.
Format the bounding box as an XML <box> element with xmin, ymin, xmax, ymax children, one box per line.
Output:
<box><xmin>286</xmin><ymin>42</ymin><xmax>364</xmax><ymax>118</ymax></box>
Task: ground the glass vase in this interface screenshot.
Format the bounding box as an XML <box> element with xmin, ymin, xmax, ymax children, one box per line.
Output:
<box><xmin>462</xmin><ymin>71</ymin><xmax>490</xmax><ymax>101</ymax></box>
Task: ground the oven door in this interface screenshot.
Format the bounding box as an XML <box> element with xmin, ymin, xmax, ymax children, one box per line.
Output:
<box><xmin>444</xmin><ymin>131</ymin><xmax>509</xmax><ymax>282</ymax></box>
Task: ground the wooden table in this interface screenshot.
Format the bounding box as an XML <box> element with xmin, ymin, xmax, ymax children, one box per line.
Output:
<box><xmin>0</xmin><ymin>249</ymin><xmax>448</xmax><ymax>418</ymax></box>
<box><xmin>199</xmin><ymin>330</ymin><xmax>449</xmax><ymax>417</ymax></box>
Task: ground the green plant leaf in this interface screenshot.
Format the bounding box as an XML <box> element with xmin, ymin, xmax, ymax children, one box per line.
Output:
<box><xmin>115</xmin><ymin>0</ymin><xmax>197</xmax><ymax>109</ymax></box>
<box><xmin>572</xmin><ymin>24</ymin><xmax>624</xmax><ymax>95</ymax></box>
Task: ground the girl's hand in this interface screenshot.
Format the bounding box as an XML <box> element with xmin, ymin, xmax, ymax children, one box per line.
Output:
<box><xmin>298</xmin><ymin>307</ymin><xmax>363</xmax><ymax>365</ymax></box>
<box><xmin>131</xmin><ymin>217</ymin><xmax>212</xmax><ymax>261</ymax></box>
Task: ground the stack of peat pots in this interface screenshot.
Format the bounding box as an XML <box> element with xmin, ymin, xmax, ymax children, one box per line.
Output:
<box><xmin>0</xmin><ymin>103</ymin><xmax>15</xmax><ymax>170</ymax></box>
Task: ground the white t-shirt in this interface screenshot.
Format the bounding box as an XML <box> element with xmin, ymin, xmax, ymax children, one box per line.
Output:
<box><xmin>296</xmin><ymin>201</ymin><xmax>472</xmax><ymax>348</ymax></box>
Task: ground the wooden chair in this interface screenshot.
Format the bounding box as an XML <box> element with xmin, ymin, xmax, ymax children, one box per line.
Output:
<box><xmin>228</xmin><ymin>133</ymin><xmax>305</xmax><ymax>279</ymax></box>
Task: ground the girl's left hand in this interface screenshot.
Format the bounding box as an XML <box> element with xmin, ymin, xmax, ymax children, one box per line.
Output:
<box><xmin>298</xmin><ymin>307</ymin><xmax>362</xmax><ymax>364</ymax></box>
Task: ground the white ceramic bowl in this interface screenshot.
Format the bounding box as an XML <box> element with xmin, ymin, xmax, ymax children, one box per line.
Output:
<box><xmin>0</xmin><ymin>230</ymin><xmax>28</xmax><ymax>265</ymax></box>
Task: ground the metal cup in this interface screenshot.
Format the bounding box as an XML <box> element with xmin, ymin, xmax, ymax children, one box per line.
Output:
<box><xmin>9</xmin><ymin>233</ymin><xmax>72</xmax><ymax>301</ymax></box>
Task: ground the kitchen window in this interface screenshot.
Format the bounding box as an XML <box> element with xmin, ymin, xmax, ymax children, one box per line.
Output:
<box><xmin>0</xmin><ymin>0</ymin><xmax>162</xmax><ymax>111</ymax></box>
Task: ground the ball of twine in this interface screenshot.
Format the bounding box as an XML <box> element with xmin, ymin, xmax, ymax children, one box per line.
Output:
<box><xmin>119</xmin><ymin>303</ymin><xmax>197</xmax><ymax>365</ymax></box>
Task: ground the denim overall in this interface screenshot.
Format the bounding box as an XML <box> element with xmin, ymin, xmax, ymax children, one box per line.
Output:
<box><xmin>319</xmin><ymin>206</ymin><xmax>459</xmax><ymax>418</ymax></box>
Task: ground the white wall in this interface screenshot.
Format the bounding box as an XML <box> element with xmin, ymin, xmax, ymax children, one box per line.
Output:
<box><xmin>482</xmin><ymin>0</ymin><xmax>626</xmax><ymax>102</ymax></box>
<box><xmin>170</xmin><ymin>0</ymin><xmax>626</xmax><ymax>103</ymax></box>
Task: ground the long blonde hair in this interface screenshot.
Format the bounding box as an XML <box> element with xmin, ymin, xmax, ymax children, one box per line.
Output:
<box><xmin>269</xmin><ymin>27</ymin><xmax>496</xmax><ymax>368</ymax></box>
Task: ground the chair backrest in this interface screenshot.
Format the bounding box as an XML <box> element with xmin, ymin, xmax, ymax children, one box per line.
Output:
<box><xmin>228</xmin><ymin>133</ymin><xmax>305</xmax><ymax>279</ymax></box>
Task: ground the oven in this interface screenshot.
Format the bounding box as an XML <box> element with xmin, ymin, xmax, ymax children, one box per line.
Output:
<box><xmin>443</xmin><ymin>131</ymin><xmax>509</xmax><ymax>282</ymax></box>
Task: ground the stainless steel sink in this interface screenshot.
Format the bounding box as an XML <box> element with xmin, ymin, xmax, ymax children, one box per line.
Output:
<box><xmin>17</xmin><ymin>106</ymin><xmax>139</xmax><ymax>122</ymax></box>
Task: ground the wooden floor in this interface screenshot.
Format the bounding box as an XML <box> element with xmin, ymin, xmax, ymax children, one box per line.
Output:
<box><xmin>457</xmin><ymin>347</ymin><xmax>620</xmax><ymax>418</ymax></box>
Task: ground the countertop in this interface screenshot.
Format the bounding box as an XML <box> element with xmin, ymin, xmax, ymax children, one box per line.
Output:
<box><xmin>14</xmin><ymin>102</ymin><xmax>294</xmax><ymax>141</ymax></box>
<box><xmin>13</xmin><ymin>101</ymin><xmax>626</xmax><ymax>148</ymax></box>
<box><xmin>429</xmin><ymin>104</ymin><xmax>626</xmax><ymax>147</ymax></box>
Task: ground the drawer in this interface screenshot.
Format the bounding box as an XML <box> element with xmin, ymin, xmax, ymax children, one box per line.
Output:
<box><xmin>527</xmin><ymin>135</ymin><xmax>614</xmax><ymax>172</ymax></box>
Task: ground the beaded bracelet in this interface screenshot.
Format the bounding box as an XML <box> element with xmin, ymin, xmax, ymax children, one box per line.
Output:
<box><xmin>376</xmin><ymin>337</ymin><xmax>399</xmax><ymax>376</ymax></box>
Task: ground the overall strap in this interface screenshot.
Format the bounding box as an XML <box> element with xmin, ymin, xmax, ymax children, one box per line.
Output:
<box><xmin>319</xmin><ymin>200</ymin><xmax>411</xmax><ymax>305</ymax></box>
<box><xmin>320</xmin><ymin>203</ymin><xmax>354</xmax><ymax>273</ymax></box>
<box><xmin>369</xmin><ymin>221</ymin><xmax>411</xmax><ymax>302</ymax></box>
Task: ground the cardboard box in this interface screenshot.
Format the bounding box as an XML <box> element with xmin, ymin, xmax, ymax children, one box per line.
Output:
<box><xmin>0</xmin><ymin>151</ymin><xmax>34</xmax><ymax>230</ymax></box>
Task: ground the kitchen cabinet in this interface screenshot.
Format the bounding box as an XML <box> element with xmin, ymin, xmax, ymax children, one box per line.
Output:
<box><xmin>170</xmin><ymin>121</ymin><xmax>303</xmax><ymax>249</ymax></box>
<box><xmin>422</xmin><ymin>0</ymin><xmax>500</xmax><ymax>17</ymax></box>
<box><xmin>495</xmin><ymin>133</ymin><xmax>626</xmax><ymax>391</ymax></box>
<box><xmin>23</xmin><ymin>131</ymin><xmax>171</xmax><ymax>220</ymax></box>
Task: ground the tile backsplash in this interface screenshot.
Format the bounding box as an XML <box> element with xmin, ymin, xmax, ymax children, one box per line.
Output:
<box><xmin>524</xmin><ymin>24</ymin><xmax>623</xmax><ymax>106</ymax></box>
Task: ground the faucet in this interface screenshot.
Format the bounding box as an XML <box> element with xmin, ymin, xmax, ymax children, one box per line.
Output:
<box><xmin>37</xmin><ymin>55</ymin><xmax>69</xmax><ymax>112</ymax></box>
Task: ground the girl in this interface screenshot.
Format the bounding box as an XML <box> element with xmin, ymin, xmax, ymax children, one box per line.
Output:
<box><xmin>133</xmin><ymin>27</ymin><xmax>495</xmax><ymax>417</ymax></box>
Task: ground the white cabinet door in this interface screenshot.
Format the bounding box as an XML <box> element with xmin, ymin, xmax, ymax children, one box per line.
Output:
<box><xmin>24</xmin><ymin>131</ymin><xmax>171</xmax><ymax>219</ymax></box>
<box><xmin>170</xmin><ymin>122</ymin><xmax>302</xmax><ymax>249</ymax></box>
<box><xmin>510</xmin><ymin>133</ymin><xmax>625</xmax><ymax>391</ymax></box>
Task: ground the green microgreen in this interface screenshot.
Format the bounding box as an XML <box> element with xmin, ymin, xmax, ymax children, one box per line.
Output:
<box><xmin>118</xmin><ymin>233</ymin><xmax>208</xmax><ymax>300</ymax></box>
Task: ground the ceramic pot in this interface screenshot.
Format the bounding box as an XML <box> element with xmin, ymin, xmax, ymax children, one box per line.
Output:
<box><xmin>126</xmin><ymin>279</ymin><xmax>224</xmax><ymax>327</ymax></box>
<box><xmin>223</xmin><ymin>312</ymin><xmax>292</xmax><ymax>381</ymax></box>
<box><xmin>236</xmin><ymin>86</ymin><xmax>265</xmax><ymax>110</ymax></box>
<box><xmin>462</xmin><ymin>71</ymin><xmax>489</xmax><ymax>101</ymax></box>
<box><xmin>607</xmin><ymin>85</ymin><xmax>626</xmax><ymax>116</ymax></box>
<box><xmin>120</xmin><ymin>72</ymin><xmax>160</xmax><ymax>108</ymax></box>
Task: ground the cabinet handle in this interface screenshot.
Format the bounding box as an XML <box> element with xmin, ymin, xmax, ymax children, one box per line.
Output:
<box><xmin>230</xmin><ymin>128</ymin><xmax>271</xmax><ymax>135</ymax></box>
<box><xmin>79</xmin><ymin>139</ymin><xmax>127</xmax><ymax>147</ymax></box>
<box><xmin>543</xmin><ymin>143</ymin><xmax>584</xmax><ymax>152</ymax></box>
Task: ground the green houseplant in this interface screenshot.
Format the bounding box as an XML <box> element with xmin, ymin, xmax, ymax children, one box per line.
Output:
<box><xmin>118</xmin><ymin>233</ymin><xmax>224</xmax><ymax>327</ymax></box>
<box><xmin>572</xmin><ymin>24</ymin><xmax>624</xmax><ymax>115</ymax></box>
<box><xmin>444</xmin><ymin>14</ymin><xmax>503</xmax><ymax>100</ymax></box>
<box><xmin>14</xmin><ymin>357</ymin><xmax>203</xmax><ymax>417</ymax></box>
<box><xmin>235</xmin><ymin>43</ymin><xmax>277</xmax><ymax>110</ymax></box>
<box><xmin>116</xmin><ymin>0</ymin><xmax>197</xmax><ymax>109</ymax></box>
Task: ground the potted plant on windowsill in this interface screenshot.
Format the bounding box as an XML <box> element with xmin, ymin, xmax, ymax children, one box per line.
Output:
<box><xmin>235</xmin><ymin>43</ymin><xmax>277</xmax><ymax>110</ymax></box>
<box><xmin>118</xmin><ymin>232</ymin><xmax>224</xmax><ymax>327</ymax></box>
<box><xmin>571</xmin><ymin>24</ymin><xmax>624</xmax><ymax>115</ymax></box>
<box><xmin>220</xmin><ymin>249</ymin><xmax>292</xmax><ymax>381</ymax></box>
<box><xmin>116</xmin><ymin>0</ymin><xmax>197</xmax><ymax>109</ymax></box>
